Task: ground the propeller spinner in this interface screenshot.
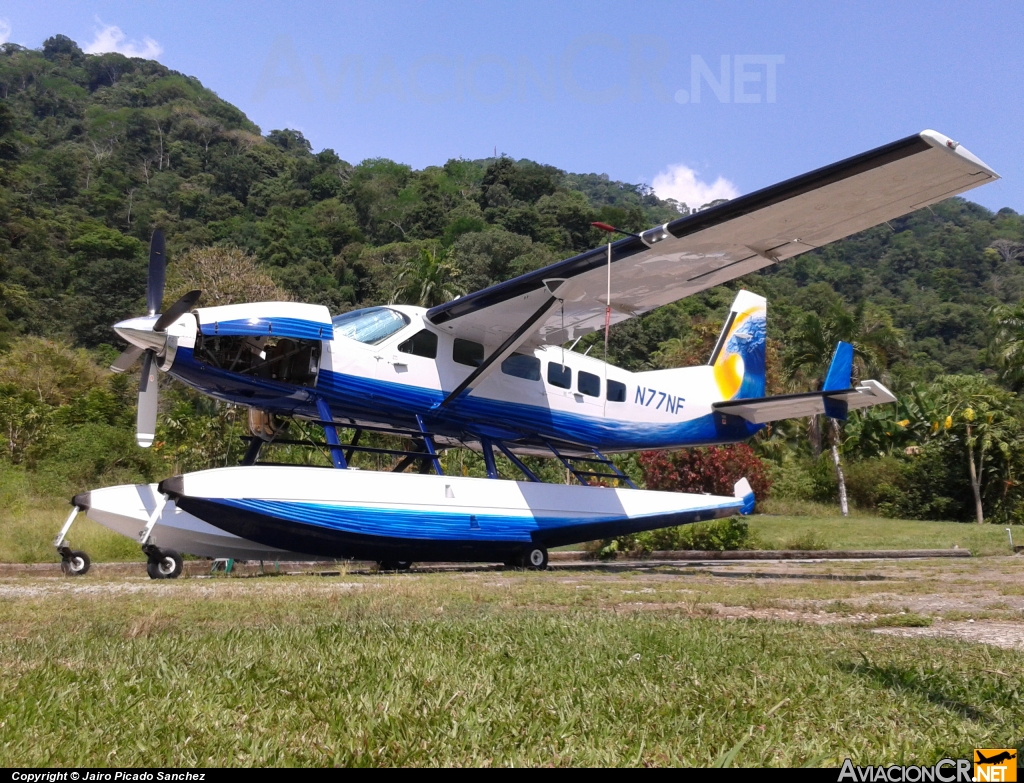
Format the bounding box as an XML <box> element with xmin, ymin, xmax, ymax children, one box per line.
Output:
<box><xmin>110</xmin><ymin>230</ymin><xmax>201</xmax><ymax>447</ymax></box>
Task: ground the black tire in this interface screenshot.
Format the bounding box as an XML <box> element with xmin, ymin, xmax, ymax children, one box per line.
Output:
<box><xmin>523</xmin><ymin>545</ymin><xmax>548</xmax><ymax>570</ymax></box>
<box><xmin>60</xmin><ymin>550</ymin><xmax>91</xmax><ymax>576</ymax></box>
<box><xmin>378</xmin><ymin>560</ymin><xmax>413</xmax><ymax>572</ymax></box>
<box><xmin>146</xmin><ymin>549</ymin><xmax>183</xmax><ymax>580</ymax></box>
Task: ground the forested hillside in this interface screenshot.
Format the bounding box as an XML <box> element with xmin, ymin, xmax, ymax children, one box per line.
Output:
<box><xmin>3</xmin><ymin>36</ymin><xmax>1024</xmax><ymax>526</ymax></box>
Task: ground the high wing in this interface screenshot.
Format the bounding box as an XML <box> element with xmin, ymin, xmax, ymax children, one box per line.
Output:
<box><xmin>427</xmin><ymin>130</ymin><xmax>998</xmax><ymax>356</ymax></box>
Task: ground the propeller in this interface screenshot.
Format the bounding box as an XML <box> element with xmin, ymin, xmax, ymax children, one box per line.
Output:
<box><xmin>110</xmin><ymin>230</ymin><xmax>201</xmax><ymax>448</ymax></box>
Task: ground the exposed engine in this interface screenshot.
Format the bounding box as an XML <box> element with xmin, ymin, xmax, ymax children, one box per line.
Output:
<box><xmin>194</xmin><ymin>334</ymin><xmax>321</xmax><ymax>387</ymax></box>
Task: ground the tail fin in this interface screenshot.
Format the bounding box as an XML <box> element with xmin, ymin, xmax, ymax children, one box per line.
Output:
<box><xmin>710</xmin><ymin>290</ymin><xmax>766</xmax><ymax>401</ymax></box>
<box><xmin>821</xmin><ymin>341</ymin><xmax>854</xmax><ymax>420</ymax></box>
<box><xmin>822</xmin><ymin>342</ymin><xmax>854</xmax><ymax>391</ymax></box>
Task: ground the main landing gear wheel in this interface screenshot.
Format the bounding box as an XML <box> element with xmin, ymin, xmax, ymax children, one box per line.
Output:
<box><xmin>377</xmin><ymin>561</ymin><xmax>413</xmax><ymax>572</ymax></box>
<box><xmin>146</xmin><ymin>548</ymin><xmax>183</xmax><ymax>580</ymax></box>
<box><xmin>510</xmin><ymin>546</ymin><xmax>548</xmax><ymax>570</ymax></box>
<box><xmin>60</xmin><ymin>550</ymin><xmax>91</xmax><ymax>576</ymax></box>
<box><xmin>525</xmin><ymin>546</ymin><xmax>548</xmax><ymax>570</ymax></box>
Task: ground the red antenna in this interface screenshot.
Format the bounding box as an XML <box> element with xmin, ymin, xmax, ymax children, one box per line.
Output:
<box><xmin>590</xmin><ymin>222</ymin><xmax>641</xmax><ymax>238</ymax></box>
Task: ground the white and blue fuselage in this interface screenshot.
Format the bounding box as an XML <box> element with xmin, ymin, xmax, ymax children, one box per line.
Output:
<box><xmin>149</xmin><ymin>292</ymin><xmax>768</xmax><ymax>454</ymax></box>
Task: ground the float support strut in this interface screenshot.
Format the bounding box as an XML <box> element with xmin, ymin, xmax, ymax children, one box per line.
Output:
<box><xmin>480</xmin><ymin>437</ymin><xmax>499</xmax><ymax>479</ymax></box>
<box><xmin>316</xmin><ymin>398</ymin><xmax>347</xmax><ymax>469</ymax></box>
<box><xmin>415</xmin><ymin>415</ymin><xmax>444</xmax><ymax>475</ymax></box>
<box><xmin>494</xmin><ymin>441</ymin><xmax>540</xmax><ymax>482</ymax></box>
<box><xmin>240</xmin><ymin>438</ymin><xmax>264</xmax><ymax>466</ymax></box>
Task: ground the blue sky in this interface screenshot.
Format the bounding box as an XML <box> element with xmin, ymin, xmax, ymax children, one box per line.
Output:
<box><xmin>3</xmin><ymin>1</ymin><xmax>1021</xmax><ymax>211</ymax></box>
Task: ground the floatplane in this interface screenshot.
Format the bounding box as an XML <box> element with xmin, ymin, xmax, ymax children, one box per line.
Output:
<box><xmin>54</xmin><ymin>130</ymin><xmax>998</xmax><ymax>578</ymax></box>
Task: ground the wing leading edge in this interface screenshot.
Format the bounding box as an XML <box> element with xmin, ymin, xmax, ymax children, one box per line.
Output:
<box><xmin>427</xmin><ymin>130</ymin><xmax>998</xmax><ymax>350</ymax></box>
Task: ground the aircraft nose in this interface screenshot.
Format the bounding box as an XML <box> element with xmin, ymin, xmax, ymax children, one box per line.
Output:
<box><xmin>113</xmin><ymin>315</ymin><xmax>166</xmax><ymax>353</ymax></box>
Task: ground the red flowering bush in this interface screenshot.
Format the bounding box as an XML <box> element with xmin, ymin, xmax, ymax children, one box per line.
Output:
<box><xmin>638</xmin><ymin>444</ymin><xmax>771</xmax><ymax>506</ymax></box>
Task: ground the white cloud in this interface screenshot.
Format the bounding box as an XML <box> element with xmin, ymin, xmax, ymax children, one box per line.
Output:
<box><xmin>651</xmin><ymin>163</ymin><xmax>739</xmax><ymax>211</ymax></box>
<box><xmin>0</xmin><ymin>19</ymin><xmax>12</xmax><ymax>45</ymax></box>
<box><xmin>83</xmin><ymin>22</ymin><xmax>162</xmax><ymax>59</ymax></box>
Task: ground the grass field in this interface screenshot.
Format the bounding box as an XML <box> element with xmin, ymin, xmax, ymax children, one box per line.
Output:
<box><xmin>750</xmin><ymin>505</ymin><xmax>1024</xmax><ymax>556</ymax></box>
<box><xmin>2</xmin><ymin>558</ymin><xmax>1023</xmax><ymax>766</ymax></box>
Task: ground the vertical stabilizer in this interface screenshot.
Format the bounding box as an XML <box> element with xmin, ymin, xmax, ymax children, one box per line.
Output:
<box><xmin>822</xmin><ymin>342</ymin><xmax>854</xmax><ymax>391</ymax></box>
<box><xmin>709</xmin><ymin>290</ymin><xmax>767</xmax><ymax>401</ymax></box>
<box><xmin>821</xmin><ymin>341</ymin><xmax>855</xmax><ymax>420</ymax></box>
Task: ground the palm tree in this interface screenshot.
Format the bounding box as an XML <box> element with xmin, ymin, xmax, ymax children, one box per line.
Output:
<box><xmin>391</xmin><ymin>246</ymin><xmax>463</xmax><ymax>308</ymax></box>
<box><xmin>785</xmin><ymin>301</ymin><xmax>903</xmax><ymax>516</ymax></box>
<box><xmin>989</xmin><ymin>301</ymin><xmax>1024</xmax><ymax>392</ymax></box>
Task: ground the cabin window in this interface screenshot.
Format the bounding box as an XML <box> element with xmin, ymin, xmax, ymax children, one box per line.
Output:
<box><xmin>501</xmin><ymin>353</ymin><xmax>541</xmax><ymax>381</ymax></box>
<box><xmin>547</xmin><ymin>362</ymin><xmax>571</xmax><ymax>389</ymax></box>
<box><xmin>397</xmin><ymin>329</ymin><xmax>438</xmax><ymax>359</ymax></box>
<box><xmin>453</xmin><ymin>338</ymin><xmax>484</xmax><ymax>367</ymax></box>
<box><xmin>331</xmin><ymin>307</ymin><xmax>409</xmax><ymax>345</ymax></box>
<box><xmin>607</xmin><ymin>379</ymin><xmax>627</xmax><ymax>402</ymax></box>
<box><xmin>578</xmin><ymin>370</ymin><xmax>601</xmax><ymax>397</ymax></box>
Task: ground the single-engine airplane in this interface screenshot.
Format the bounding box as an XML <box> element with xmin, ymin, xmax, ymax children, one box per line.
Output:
<box><xmin>56</xmin><ymin>130</ymin><xmax>998</xmax><ymax>577</ymax></box>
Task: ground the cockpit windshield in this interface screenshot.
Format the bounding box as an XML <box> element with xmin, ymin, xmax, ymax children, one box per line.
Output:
<box><xmin>331</xmin><ymin>307</ymin><xmax>410</xmax><ymax>345</ymax></box>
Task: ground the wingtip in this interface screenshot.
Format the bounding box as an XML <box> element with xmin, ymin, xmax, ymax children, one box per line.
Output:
<box><xmin>919</xmin><ymin>129</ymin><xmax>1000</xmax><ymax>179</ymax></box>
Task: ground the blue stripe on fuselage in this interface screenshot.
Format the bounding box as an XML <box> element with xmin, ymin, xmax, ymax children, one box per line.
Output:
<box><xmin>168</xmin><ymin>347</ymin><xmax>761</xmax><ymax>450</ymax></box>
<box><xmin>207</xmin><ymin>496</ymin><xmax>742</xmax><ymax>542</ymax></box>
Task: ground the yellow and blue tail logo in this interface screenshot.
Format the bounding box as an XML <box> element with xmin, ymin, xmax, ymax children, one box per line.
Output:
<box><xmin>710</xmin><ymin>290</ymin><xmax>767</xmax><ymax>401</ymax></box>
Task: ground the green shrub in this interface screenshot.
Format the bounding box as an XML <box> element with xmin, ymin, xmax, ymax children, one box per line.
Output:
<box><xmin>855</xmin><ymin>447</ymin><xmax>969</xmax><ymax>521</ymax></box>
<box><xmin>768</xmin><ymin>457</ymin><xmax>837</xmax><ymax>504</ymax></box>
<box><xmin>843</xmin><ymin>457</ymin><xmax>907</xmax><ymax>510</ymax></box>
<box><xmin>767</xmin><ymin>460</ymin><xmax>817</xmax><ymax>501</ymax></box>
<box><xmin>600</xmin><ymin>516</ymin><xmax>751</xmax><ymax>557</ymax></box>
<box><xmin>31</xmin><ymin>422</ymin><xmax>160</xmax><ymax>495</ymax></box>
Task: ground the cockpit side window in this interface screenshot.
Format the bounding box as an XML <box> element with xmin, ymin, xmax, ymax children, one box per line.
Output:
<box><xmin>331</xmin><ymin>307</ymin><xmax>410</xmax><ymax>345</ymax></box>
<box><xmin>453</xmin><ymin>338</ymin><xmax>484</xmax><ymax>367</ymax></box>
<box><xmin>397</xmin><ymin>329</ymin><xmax>438</xmax><ymax>359</ymax></box>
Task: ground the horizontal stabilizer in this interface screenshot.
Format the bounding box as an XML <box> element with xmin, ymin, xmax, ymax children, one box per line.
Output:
<box><xmin>712</xmin><ymin>380</ymin><xmax>896</xmax><ymax>424</ymax></box>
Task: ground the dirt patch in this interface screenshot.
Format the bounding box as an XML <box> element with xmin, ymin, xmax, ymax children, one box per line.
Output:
<box><xmin>873</xmin><ymin>620</ymin><xmax>1024</xmax><ymax>651</ymax></box>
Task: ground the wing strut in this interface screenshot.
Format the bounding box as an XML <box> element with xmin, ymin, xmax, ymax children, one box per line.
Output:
<box><xmin>437</xmin><ymin>294</ymin><xmax>560</xmax><ymax>408</ymax></box>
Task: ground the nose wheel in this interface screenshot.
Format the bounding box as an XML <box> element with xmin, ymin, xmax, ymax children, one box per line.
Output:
<box><xmin>143</xmin><ymin>546</ymin><xmax>183</xmax><ymax>579</ymax></box>
<box><xmin>58</xmin><ymin>548</ymin><xmax>91</xmax><ymax>576</ymax></box>
<box><xmin>55</xmin><ymin>505</ymin><xmax>90</xmax><ymax>576</ymax></box>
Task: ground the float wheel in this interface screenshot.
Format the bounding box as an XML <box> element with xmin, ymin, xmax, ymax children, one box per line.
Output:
<box><xmin>60</xmin><ymin>550</ymin><xmax>91</xmax><ymax>576</ymax></box>
<box><xmin>146</xmin><ymin>549</ymin><xmax>183</xmax><ymax>580</ymax></box>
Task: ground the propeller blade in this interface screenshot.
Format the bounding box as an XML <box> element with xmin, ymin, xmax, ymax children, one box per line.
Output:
<box><xmin>146</xmin><ymin>229</ymin><xmax>166</xmax><ymax>317</ymax></box>
<box><xmin>154</xmin><ymin>289</ymin><xmax>201</xmax><ymax>332</ymax></box>
<box><xmin>110</xmin><ymin>345</ymin><xmax>143</xmax><ymax>373</ymax></box>
<box><xmin>137</xmin><ymin>351</ymin><xmax>158</xmax><ymax>448</ymax></box>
